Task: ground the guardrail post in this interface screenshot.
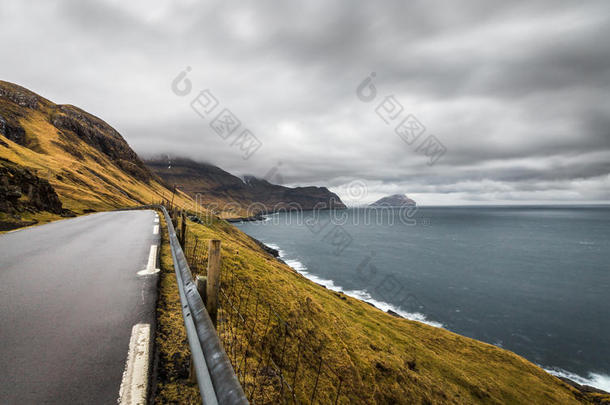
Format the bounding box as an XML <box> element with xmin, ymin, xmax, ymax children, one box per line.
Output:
<box><xmin>180</xmin><ymin>211</ymin><xmax>187</xmax><ymax>247</ymax></box>
<box><xmin>206</xmin><ymin>240</ymin><xmax>221</xmax><ymax>326</ymax></box>
<box><xmin>196</xmin><ymin>275</ymin><xmax>207</xmax><ymax>304</ymax></box>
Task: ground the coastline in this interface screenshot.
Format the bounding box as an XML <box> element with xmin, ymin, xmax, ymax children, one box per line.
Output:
<box><xmin>241</xmin><ymin>229</ymin><xmax>610</xmax><ymax>395</ymax></box>
<box><xmin>248</xmin><ymin>235</ymin><xmax>444</xmax><ymax>328</ymax></box>
<box><xmin>224</xmin><ymin>206</ymin><xmax>347</xmax><ymax>223</ymax></box>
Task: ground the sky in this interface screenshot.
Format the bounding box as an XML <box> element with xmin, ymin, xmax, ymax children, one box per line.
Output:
<box><xmin>1</xmin><ymin>0</ymin><xmax>609</xmax><ymax>205</ymax></box>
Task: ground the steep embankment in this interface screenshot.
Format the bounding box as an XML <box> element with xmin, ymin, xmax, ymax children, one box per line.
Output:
<box><xmin>145</xmin><ymin>157</ymin><xmax>346</xmax><ymax>218</ymax></box>
<box><xmin>0</xmin><ymin>80</ymin><xmax>194</xmax><ymax>229</ymax></box>
<box><xmin>177</xmin><ymin>214</ymin><xmax>609</xmax><ymax>404</ymax></box>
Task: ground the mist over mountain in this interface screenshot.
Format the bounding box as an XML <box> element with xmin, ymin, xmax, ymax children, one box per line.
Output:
<box><xmin>145</xmin><ymin>157</ymin><xmax>346</xmax><ymax>215</ymax></box>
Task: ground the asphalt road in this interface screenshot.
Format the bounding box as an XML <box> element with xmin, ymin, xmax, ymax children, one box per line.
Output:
<box><xmin>0</xmin><ymin>210</ymin><xmax>160</xmax><ymax>404</ymax></box>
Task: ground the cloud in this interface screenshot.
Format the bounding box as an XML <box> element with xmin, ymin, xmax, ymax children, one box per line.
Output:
<box><xmin>1</xmin><ymin>0</ymin><xmax>609</xmax><ymax>204</ymax></box>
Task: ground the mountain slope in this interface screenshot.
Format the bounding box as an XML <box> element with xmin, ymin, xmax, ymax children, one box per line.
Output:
<box><xmin>0</xmin><ymin>80</ymin><xmax>194</xmax><ymax>229</ymax></box>
<box><xmin>145</xmin><ymin>157</ymin><xmax>346</xmax><ymax>217</ymax></box>
<box><xmin>173</xmin><ymin>212</ymin><xmax>608</xmax><ymax>404</ymax></box>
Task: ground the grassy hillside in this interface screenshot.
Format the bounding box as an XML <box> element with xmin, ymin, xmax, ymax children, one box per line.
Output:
<box><xmin>169</xmin><ymin>213</ymin><xmax>609</xmax><ymax>404</ymax></box>
<box><xmin>0</xmin><ymin>80</ymin><xmax>195</xmax><ymax>229</ymax></box>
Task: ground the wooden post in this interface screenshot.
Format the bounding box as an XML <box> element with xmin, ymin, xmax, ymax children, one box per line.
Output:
<box><xmin>206</xmin><ymin>239</ymin><xmax>221</xmax><ymax>326</ymax></box>
<box><xmin>171</xmin><ymin>208</ymin><xmax>178</xmax><ymax>228</ymax></box>
<box><xmin>180</xmin><ymin>212</ymin><xmax>187</xmax><ymax>247</ymax></box>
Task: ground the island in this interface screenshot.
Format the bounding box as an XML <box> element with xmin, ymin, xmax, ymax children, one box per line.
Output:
<box><xmin>369</xmin><ymin>194</ymin><xmax>416</xmax><ymax>207</ymax></box>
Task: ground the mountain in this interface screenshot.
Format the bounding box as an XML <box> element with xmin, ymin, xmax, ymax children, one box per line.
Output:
<box><xmin>3</xmin><ymin>81</ymin><xmax>605</xmax><ymax>404</ymax></box>
<box><xmin>370</xmin><ymin>194</ymin><xmax>416</xmax><ymax>207</ymax></box>
<box><xmin>145</xmin><ymin>157</ymin><xmax>346</xmax><ymax>217</ymax></box>
<box><xmin>0</xmin><ymin>80</ymin><xmax>194</xmax><ymax>229</ymax></box>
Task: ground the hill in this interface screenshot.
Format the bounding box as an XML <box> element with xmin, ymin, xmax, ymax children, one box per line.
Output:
<box><xmin>160</xmin><ymin>210</ymin><xmax>609</xmax><ymax>404</ymax></box>
<box><xmin>0</xmin><ymin>80</ymin><xmax>194</xmax><ymax>229</ymax></box>
<box><xmin>370</xmin><ymin>194</ymin><xmax>417</xmax><ymax>207</ymax></box>
<box><xmin>145</xmin><ymin>157</ymin><xmax>346</xmax><ymax>218</ymax></box>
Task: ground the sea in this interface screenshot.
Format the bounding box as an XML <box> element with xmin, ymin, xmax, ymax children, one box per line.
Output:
<box><xmin>235</xmin><ymin>205</ymin><xmax>610</xmax><ymax>391</ymax></box>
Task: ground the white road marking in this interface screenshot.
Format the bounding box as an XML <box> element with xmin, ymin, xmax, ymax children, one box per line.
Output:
<box><xmin>118</xmin><ymin>323</ymin><xmax>151</xmax><ymax>405</ymax></box>
<box><xmin>153</xmin><ymin>225</ymin><xmax>159</xmax><ymax>235</ymax></box>
<box><xmin>154</xmin><ymin>217</ymin><xmax>159</xmax><ymax>224</ymax></box>
<box><xmin>137</xmin><ymin>245</ymin><xmax>159</xmax><ymax>276</ymax></box>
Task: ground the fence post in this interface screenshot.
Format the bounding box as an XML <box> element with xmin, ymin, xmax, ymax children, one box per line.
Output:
<box><xmin>206</xmin><ymin>239</ymin><xmax>221</xmax><ymax>326</ymax></box>
<box><xmin>180</xmin><ymin>211</ymin><xmax>187</xmax><ymax>247</ymax></box>
<box><xmin>171</xmin><ymin>208</ymin><xmax>178</xmax><ymax>228</ymax></box>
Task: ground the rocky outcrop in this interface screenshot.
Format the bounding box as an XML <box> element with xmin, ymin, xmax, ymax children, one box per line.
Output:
<box><xmin>50</xmin><ymin>105</ymin><xmax>153</xmax><ymax>182</ymax></box>
<box><xmin>0</xmin><ymin>162</ymin><xmax>69</xmax><ymax>218</ymax></box>
<box><xmin>0</xmin><ymin>83</ymin><xmax>39</xmax><ymax>109</ymax></box>
<box><xmin>370</xmin><ymin>194</ymin><xmax>416</xmax><ymax>207</ymax></box>
<box><xmin>0</xmin><ymin>114</ymin><xmax>26</xmax><ymax>145</ymax></box>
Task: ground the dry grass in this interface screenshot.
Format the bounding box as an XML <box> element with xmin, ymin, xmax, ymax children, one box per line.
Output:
<box><xmin>0</xmin><ymin>93</ymin><xmax>197</xmax><ymax>223</ymax></box>
<box><xmin>153</xmin><ymin>211</ymin><xmax>201</xmax><ymax>404</ymax></box>
<box><xmin>3</xmin><ymin>81</ymin><xmax>607</xmax><ymax>404</ymax></box>
<box><xmin>175</xmin><ymin>213</ymin><xmax>607</xmax><ymax>405</ymax></box>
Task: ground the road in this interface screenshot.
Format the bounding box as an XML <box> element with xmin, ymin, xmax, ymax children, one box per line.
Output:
<box><xmin>0</xmin><ymin>210</ymin><xmax>160</xmax><ymax>404</ymax></box>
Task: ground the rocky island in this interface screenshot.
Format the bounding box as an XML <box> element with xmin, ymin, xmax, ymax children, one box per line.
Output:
<box><xmin>369</xmin><ymin>194</ymin><xmax>416</xmax><ymax>207</ymax></box>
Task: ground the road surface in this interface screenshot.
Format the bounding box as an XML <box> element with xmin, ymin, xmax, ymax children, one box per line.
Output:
<box><xmin>0</xmin><ymin>210</ymin><xmax>160</xmax><ymax>404</ymax></box>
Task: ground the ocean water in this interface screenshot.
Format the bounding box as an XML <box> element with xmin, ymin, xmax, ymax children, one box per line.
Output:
<box><xmin>235</xmin><ymin>206</ymin><xmax>610</xmax><ymax>391</ymax></box>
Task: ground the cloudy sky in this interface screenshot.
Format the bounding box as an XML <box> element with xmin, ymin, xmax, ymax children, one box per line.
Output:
<box><xmin>2</xmin><ymin>0</ymin><xmax>609</xmax><ymax>205</ymax></box>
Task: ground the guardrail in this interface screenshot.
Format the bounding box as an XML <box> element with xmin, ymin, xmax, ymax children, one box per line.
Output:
<box><xmin>157</xmin><ymin>205</ymin><xmax>248</xmax><ymax>405</ymax></box>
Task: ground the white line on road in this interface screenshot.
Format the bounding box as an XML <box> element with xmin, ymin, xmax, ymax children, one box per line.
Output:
<box><xmin>154</xmin><ymin>217</ymin><xmax>159</xmax><ymax>224</ymax></box>
<box><xmin>153</xmin><ymin>225</ymin><xmax>159</xmax><ymax>235</ymax></box>
<box><xmin>118</xmin><ymin>323</ymin><xmax>151</xmax><ymax>405</ymax></box>
<box><xmin>137</xmin><ymin>245</ymin><xmax>159</xmax><ymax>276</ymax></box>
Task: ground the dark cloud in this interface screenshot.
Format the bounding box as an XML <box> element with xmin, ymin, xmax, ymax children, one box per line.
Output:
<box><xmin>1</xmin><ymin>0</ymin><xmax>609</xmax><ymax>204</ymax></box>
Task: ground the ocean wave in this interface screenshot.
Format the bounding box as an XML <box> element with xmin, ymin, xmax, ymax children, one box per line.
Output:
<box><xmin>265</xmin><ymin>242</ymin><xmax>443</xmax><ymax>328</ymax></box>
<box><xmin>544</xmin><ymin>367</ymin><xmax>610</xmax><ymax>392</ymax></box>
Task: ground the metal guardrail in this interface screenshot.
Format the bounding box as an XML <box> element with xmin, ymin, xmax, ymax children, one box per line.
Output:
<box><xmin>156</xmin><ymin>205</ymin><xmax>248</xmax><ymax>405</ymax></box>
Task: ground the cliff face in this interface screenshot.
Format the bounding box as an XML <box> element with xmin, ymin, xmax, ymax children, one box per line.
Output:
<box><xmin>370</xmin><ymin>194</ymin><xmax>416</xmax><ymax>207</ymax></box>
<box><xmin>145</xmin><ymin>158</ymin><xmax>346</xmax><ymax>214</ymax></box>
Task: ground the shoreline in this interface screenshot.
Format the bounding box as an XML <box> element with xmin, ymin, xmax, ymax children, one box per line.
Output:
<box><xmin>241</xmin><ymin>229</ymin><xmax>610</xmax><ymax>394</ymax></box>
<box><xmin>249</xmin><ymin>236</ymin><xmax>444</xmax><ymax>328</ymax></box>
<box><xmin>224</xmin><ymin>206</ymin><xmax>348</xmax><ymax>223</ymax></box>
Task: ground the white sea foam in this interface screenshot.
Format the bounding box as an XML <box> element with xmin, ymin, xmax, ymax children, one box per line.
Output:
<box><xmin>265</xmin><ymin>242</ymin><xmax>443</xmax><ymax>328</ymax></box>
<box><xmin>544</xmin><ymin>367</ymin><xmax>610</xmax><ymax>393</ymax></box>
<box><xmin>264</xmin><ymin>242</ymin><xmax>285</xmax><ymax>257</ymax></box>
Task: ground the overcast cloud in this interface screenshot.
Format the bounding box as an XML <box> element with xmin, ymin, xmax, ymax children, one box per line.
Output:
<box><xmin>2</xmin><ymin>0</ymin><xmax>609</xmax><ymax>204</ymax></box>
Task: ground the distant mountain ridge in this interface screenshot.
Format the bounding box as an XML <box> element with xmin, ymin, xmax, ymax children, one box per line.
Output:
<box><xmin>145</xmin><ymin>157</ymin><xmax>346</xmax><ymax>216</ymax></box>
<box><xmin>370</xmin><ymin>194</ymin><xmax>416</xmax><ymax>207</ymax></box>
